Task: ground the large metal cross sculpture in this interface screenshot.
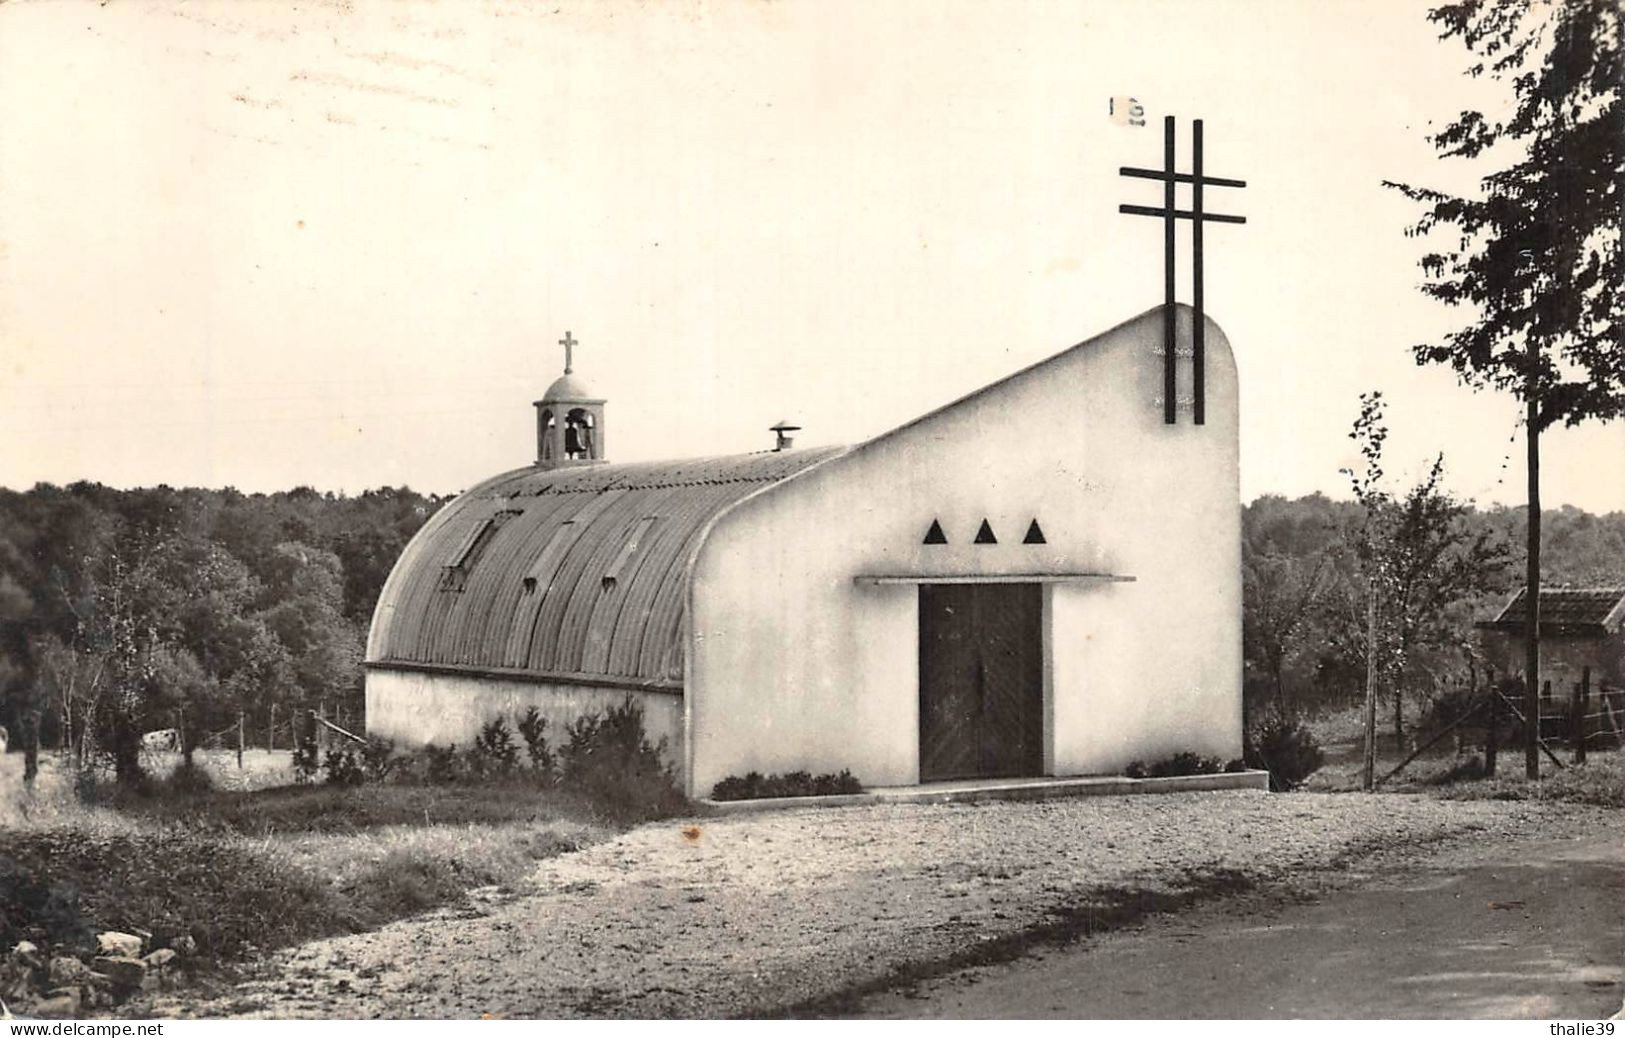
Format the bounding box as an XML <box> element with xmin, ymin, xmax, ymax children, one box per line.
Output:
<box><xmin>1118</xmin><ymin>116</ymin><xmax>1246</xmax><ymax>425</ymax></box>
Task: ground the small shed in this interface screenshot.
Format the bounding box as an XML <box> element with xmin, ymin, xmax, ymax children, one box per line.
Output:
<box><xmin>1475</xmin><ymin>587</ymin><xmax>1625</xmax><ymax>695</ymax></box>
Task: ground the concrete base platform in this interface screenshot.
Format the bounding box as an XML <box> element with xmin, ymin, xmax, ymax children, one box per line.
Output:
<box><xmin>699</xmin><ymin>769</ymin><xmax>1270</xmax><ymax>814</ymax></box>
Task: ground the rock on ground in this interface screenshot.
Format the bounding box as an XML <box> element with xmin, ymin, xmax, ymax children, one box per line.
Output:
<box><xmin>95</xmin><ymin>933</ymin><xmax>143</xmax><ymax>960</ymax></box>
<box><xmin>89</xmin><ymin>957</ymin><xmax>146</xmax><ymax>993</ymax></box>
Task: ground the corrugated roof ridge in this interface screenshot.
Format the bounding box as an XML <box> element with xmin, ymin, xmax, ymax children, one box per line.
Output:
<box><xmin>470</xmin><ymin>444</ymin><xmax>850</xmax><ymax>497</ymax></box>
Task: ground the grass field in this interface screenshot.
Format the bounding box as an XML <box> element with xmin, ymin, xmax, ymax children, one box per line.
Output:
<box><xmin>0</xmin><ymin>749</ymin><xmax>624</xmax><ymax>974</ymax></box>
<box><xmin>1301</xmin><ymin>705</ymin><xmax>1625</xmax><ymax>807</ymax></box>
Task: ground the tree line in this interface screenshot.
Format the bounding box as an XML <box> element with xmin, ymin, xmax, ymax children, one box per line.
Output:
<box><xmin>0</xmin><ymin>483</ymin><xmax>445</xmax><ymax>782</ymax></box>
<box><xmin>1</xmin><ymin>467</ymin><xmax>1620</xmax><ymax>785</ymax></box>
<box><xmin>1242</xmin><ymin>477</ymin><xmax>1625</xmax><ymax>739</ymax></box>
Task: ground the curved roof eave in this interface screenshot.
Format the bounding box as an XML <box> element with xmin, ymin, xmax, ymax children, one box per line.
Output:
<box><xmin>678</xmin><ymin>442</ymin><xmax>854</xmax><ymax>601</ymax></box>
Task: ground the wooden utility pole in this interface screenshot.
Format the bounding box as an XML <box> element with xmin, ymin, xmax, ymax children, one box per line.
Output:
<box><xmin>1362</xmin><ymin>589</ymin><xmax>1378</xmax><ymax>791</ymax></box>
<box><xmin>268</xmin><ymin>703</ymin><xmax>277</xmax><ymax>752</ymax></box>
<box><xmin>1574</xmin><ymin>667</ymin><xmax>1590</xmax><ymax>765</ymax></box>
<box><xmin>236</xmin><ymin>710</ymin><xmax>245</xmax><ymax>769</ymax></box>
<box><xmin>1524</xmin><ymin>342</ymin><xmax>1542</xmax><ymax>780</ymax></box>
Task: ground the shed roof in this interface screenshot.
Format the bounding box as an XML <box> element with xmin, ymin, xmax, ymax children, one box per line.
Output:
<box><xmin>365</xmin><ymin>446</ymin><xmax>849</xmax><ymax>688</ymax></box>
<box><xmin>1478</xmin><ymin>587</ymin><xmax>1625</xmax><ymax>637</ymax></box>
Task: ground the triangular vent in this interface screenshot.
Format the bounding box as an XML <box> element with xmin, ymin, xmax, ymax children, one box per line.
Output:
<box><xmin>923</xmin><ymin>519</ymin><xmax>948</xmax><ymax>545</ymax></box>
<box><xmin>1023</xmin><ymin>519</ymin><xmax>1047</xmax><ymax>544</ymax></box>
<box><xmin>974</xmin><ymin>519</ymin><xmax>998</xmax><ymax>544</ymax></box>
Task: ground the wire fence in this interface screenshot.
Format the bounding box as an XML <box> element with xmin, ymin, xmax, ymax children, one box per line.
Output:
<box><xmin>158</xmin><ymin>696</ymin><xmax>369</xmax><ymax>761</ymax></box>
<box><xmin>1381</xmin><ymin>674</ymin><xmax>1621</xmax><ymax>784</ymax></box>
<box><xmin>1534</xmin><ymin>684</ymin><xmax>1624</xmax><ymax>749</ymax></box>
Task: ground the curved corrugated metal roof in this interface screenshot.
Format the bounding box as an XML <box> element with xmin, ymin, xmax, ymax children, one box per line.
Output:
<box><xmin>366</xmin><ymin>446</ymin><xmax>848</xmax><ymax>688</ymax></box>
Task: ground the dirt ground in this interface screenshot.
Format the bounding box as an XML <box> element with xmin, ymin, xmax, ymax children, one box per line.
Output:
<box><xmin>134</xmin><ymin>789</ymin><xmax>1615</xmax><ymax>1020</ymax></box>
<box><xmin>852</xmin><ymin>826</ymin><xmax>1625</xmax><ymax>1019</ymax></box>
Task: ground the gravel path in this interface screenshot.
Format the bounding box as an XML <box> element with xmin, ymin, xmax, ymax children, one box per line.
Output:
<box><xmin>852</xmin><ymin>827</ymin><xmax>1625</xmax><ymax>1018</ymax></box>
<box><xmin>148</xmin><ymin>790</ymin><xmax>1595</xmax><ymax>1019</ymax></box>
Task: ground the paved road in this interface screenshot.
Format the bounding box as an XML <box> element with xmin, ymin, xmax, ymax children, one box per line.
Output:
<box><xmin>855</xmin><ymin>829</ymin><xmax>1625</xmax><ymax>1019</ymax></box>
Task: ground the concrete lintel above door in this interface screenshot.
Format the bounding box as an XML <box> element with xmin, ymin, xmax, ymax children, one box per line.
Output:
<box><xmin>854</xmin><ymin>573</ymin><xmax>1135</xmax><ymax>586</ymax></box>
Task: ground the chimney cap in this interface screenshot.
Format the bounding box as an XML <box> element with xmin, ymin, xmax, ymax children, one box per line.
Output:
<box><xmin>769</xmin><ymin>418</ymin><xmax>800</xmax><ymax>452</ymax></box>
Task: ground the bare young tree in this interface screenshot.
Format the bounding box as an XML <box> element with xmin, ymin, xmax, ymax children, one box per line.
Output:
<box><xmin>1344</xmin><ymin>393</ymin><xmax>1397</xmax><ymax>791</ymax></box>
<box><xmin>1342</xmin><ymin>393</ymin><xmax>1509</xmax><ymax>787</ymax></box>
<box><xmin>1383</xmin><ymin>457</ymin><xmax>1510</xmax><ymax>742</ymax></box>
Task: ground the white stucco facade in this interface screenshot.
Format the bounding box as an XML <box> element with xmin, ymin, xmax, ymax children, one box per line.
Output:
<box><xmin>366</xmin><ymin>667</ymin><xmax>684</xmax><ymax>764</ymax></box>
<box><xmin>366</xmin><ymin>304</ymin><xmax>1242</xmax><ymax>799</ymax></box>
<box><xmin>684</xmin><ymin>304</ymin><xmax>1241</xmax><ymax>794</ymax></box>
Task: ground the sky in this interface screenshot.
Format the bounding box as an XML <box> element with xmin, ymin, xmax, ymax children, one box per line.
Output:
<box><xmin>1</xmin><ymin>0</ymin><xmax>1620</xmax><ymax>512</ymax></box>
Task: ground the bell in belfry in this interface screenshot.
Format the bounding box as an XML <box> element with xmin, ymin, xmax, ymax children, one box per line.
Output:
<box><xmin>534</xmin><ymin>331</ymin><xmax>607</xmax><ymax>469</ymax></box>
<box><xmin>565</xmin><ymin>411</ymin><xmax>593</xmax><ymax>457</ymax></box>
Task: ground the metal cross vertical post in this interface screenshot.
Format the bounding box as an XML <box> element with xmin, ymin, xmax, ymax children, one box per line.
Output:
<box><xmin>1118</xmin><ymin>117</ymin><xmax>1246</xmax><ymax>425</ymax></box>
<box><xmin>1162</xmin><ymin>116</ymin><xmax>1177</xmax><ymax>425</ymax></box>
<box><xmin>1192</xmin><ymin>119</ymin><xmax>1206</xmax><ymax>425</ymax></box>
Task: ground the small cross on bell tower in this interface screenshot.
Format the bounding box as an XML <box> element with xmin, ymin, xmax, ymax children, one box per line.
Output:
<box><xmin>559</xmin><ymin>330</ymin><xmax>577</xmax><ymax>373</ymax></box>
<box><xmin>534</xmin><ymin>330</ymin><xmax>608</xmax><ymax>470</ymax></box>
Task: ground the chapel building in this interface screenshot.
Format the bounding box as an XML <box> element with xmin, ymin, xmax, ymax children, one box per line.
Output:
<box><xmin>365</xmin><ymin>304</ymin><xmax>1243</xmax><ymax>797</ymax></box>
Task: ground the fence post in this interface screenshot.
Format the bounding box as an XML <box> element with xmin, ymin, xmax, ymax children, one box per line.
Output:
<box><xmin>236</xmin><ymin>711</ymin><xmax>245</xmax><ymax>769</ymax></box>
<box><xmin>1456</xmin><ymin>668</ymin><xmax>1469</xmax><ymax>756</ymax></box>
<box><xmin>268</xmin><ymin>703</ymin><xmax>277</xmax><ymax>753</ymax></box>
<box><xmin>1574</xmin><ymin>667</ymin><xmax>1590</xmax><ymax>765</ymax></box>
<box><xmin>1484</xmin><ymin>683</ymin><xmax>1499</xmax><ymax>778</ymax></box>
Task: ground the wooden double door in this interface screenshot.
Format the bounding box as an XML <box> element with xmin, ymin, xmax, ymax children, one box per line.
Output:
<box><xmin>918</xmin><ymin>583</ymin><xmax>1044</xmax><ymax>782</ymax></box>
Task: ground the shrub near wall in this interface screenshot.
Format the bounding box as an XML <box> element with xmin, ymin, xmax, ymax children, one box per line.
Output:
<box><xmin>361</xmin><ymin>698</ymin><xmax>688</xmax><ymax>822</ymax></box>
<box><xmin>558</xmin><ymin>699</ymin><xmax>686</xmax><ymax>820</ymax></box>
<box><xmin>710</xmin><ymin>770</ymin><xmax>863</xmax><ymax>801</ymax></box>
<box><xmin>1123</xmin><ymin>753</ymin><xmax>1232</xmax><ymax>780</ymax></box>
<box><xmin>1244</xmin><ymin>717</ymin><xmax>1325</xmax><ymax>791</ymax></box>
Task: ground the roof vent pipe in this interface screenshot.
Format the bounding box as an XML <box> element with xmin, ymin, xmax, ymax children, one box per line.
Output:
<box><xmin>769</xmin><ymin>419</ymin><xmax>801</xmax><ymax>452</ymax></box>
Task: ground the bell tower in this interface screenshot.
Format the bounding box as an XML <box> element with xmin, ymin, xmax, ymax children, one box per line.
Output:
<box><xmin>534</xmin><ymin>330</ymin><xmax>607</xmax><ymax>469</ymax></box>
